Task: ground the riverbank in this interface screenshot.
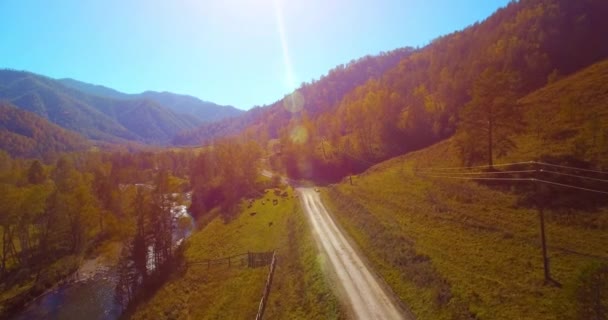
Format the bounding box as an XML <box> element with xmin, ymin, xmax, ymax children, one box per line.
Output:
<box><xmin>3</xmin><ymin>241</ymin><xmax>122</xmax><ymax>320</ymax></box>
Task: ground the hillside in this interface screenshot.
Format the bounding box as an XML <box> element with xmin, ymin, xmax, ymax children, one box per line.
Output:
<box><xmin>319</xmin><ymin>58</ymin><xmax>608</xmax><ymax>320</ymax></box>
<box><xmin>0</xmin><ymin>70</ymin><xmax>200</xmax><ymax>144</ymax></box>
<box><xmin>0</xmin><ymin>102</ymin><xmax>90</xmax><ymax>159</ymax></box>
<box><xmin>138</xmin><ymin>91</ymin><xmax>243</xmax><ymax>123</ymax></box>
<box><xmin>173</xmin><ymin>47</ymin><xmax>414</xmax><ymax>145</ymax></box>
<box><xmin>58</xmin><ymin>78</ymin><xmax>127</xmax><ymax>100</ymax></box>
<box><xmin>511</xmin><ymin>58</ymin><xmax>608</xmax><ymax>167</ymax></box>
<box><xmin>59</xmin><ymin>78</ymin><xmax>243</xmax><ymax>123</ymax></box>
<box><xmin>174</xmin><ymin>0</ymin><xmax>608</xmax><ymax>183</ymax></box>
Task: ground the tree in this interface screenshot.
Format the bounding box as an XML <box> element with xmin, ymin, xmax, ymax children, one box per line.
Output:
<box><xmin>132</xmin><ymin>187</ymin><xmax>149</xmax><ymax>281</ymax></box>
<box><xmin>458</xmin><ymin>67</ymin><xmax>522</xmax><ymax>167</ymax></box>
<box><xmin>47</xmin><ymin>157</ymin><xmax>100</xmax><ymax>254</ymax></box>
<box><xmin>27</xmin><ymin>160</ymin><xmax>46</xmax><ymax>184</ymax></box>
<box><xmin>0</xmin><ymin>184</ymin><xmax>21</xmax><ymax>276</ymax></box>
<box><xmin>150</xmin><ymin>170</ymin><xmax>174</xmax><ymax>268</ymax></box>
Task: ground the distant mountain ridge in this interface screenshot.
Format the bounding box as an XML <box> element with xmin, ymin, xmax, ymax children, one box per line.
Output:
<box><xmin>0</xmin><ymin>70</ymin><xmax>241</xmax><ymax>146</ymax></box>
<box><xmin>58</xmin><ymin>78</ymin><xmax>243</xmax><ymax>123</ymax></box>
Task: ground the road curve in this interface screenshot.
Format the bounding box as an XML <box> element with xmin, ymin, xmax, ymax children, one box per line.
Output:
<box><xmin>298</xmin><ymin>188</ymin><xmax>410</xmax><ymax>320</ymax></box>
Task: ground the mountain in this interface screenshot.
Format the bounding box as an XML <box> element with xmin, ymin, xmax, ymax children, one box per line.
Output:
<box><xmin>138</xmin><ymin>91</ymin><xmax>243</xmax><ymax>123</ymax></box>
<box><xmin>175</xmin><ymin>1</ymin><xmax>607</xmax><ymax>153</ymax></box>
<box><xmin>58</xmin><ymin>77</ymin><xmax>127</xmax><ymax>100</ymax></box>
<box><xmin>319</xmin><ymin>57</ymin><xmax>608</xmax><ymax>320</ymax></box>
<box><xmin>0</xmin><ymin>101</ymin><xmax>90</xmax><ymax>159</ymax></box>
<box><xmin>0</xmin><ymin>70</ymin><xmax>201</xmax><ymax>144</ymax></box>
<box><xmin>173</xmin><ymin>47</ymin><xmax>415</xmax><ymax>145</ymax></box>
<box><xmin>58</xmin><ymin>78</ymin><xmax>243</xmax><ymax>123</ymax></box>
<box><xmin>199</xmin><ymin>0</ymin><xmax>608</xmax><ymax>181</ymax></box>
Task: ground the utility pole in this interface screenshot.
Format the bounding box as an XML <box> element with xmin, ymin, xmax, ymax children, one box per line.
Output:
<box><xmin>537</xmin><ymin>190</ymin><xmax>550</xmax><ymax>284</ymax></box>
<box><xmin>535</xmin><ymin>175</ymin><xmax>554</xmax><ymax>285</ymax></box>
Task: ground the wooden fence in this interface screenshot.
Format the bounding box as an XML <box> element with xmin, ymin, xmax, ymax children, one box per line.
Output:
<box><xmin>187</xmin><ymin>250</ymin><xmax>277</xmax><ymax>320</ymax></box>
<box><xmin>255</xmin><ymin>250</ymin><xmax>277</xmax><ymax>320</ymax></box>
<box><xmin>188</xmin><ymin>251</ymin><xmax>274</xmax><ymax>269</ymax></box>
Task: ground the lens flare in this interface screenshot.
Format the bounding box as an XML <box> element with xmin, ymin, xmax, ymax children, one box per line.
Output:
<box><xmin>290</xmin><ymin>125</ymin><xmax>308</xmax><ymax>144</ymax></box>
<box><xmin>273</xmin><ymin>0</ymin><xmax>297</xmax><ymax>91</ymax></box>
<box><xmin>283</xmin><ymin>90</ymin><xmax>304</xmax><ymax>113</ymax></box>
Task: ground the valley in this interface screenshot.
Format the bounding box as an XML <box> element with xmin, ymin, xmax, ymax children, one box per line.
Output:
<box><xmin>1</xmin><ymin>0</ymin><xmax>608</xmax><ymax>319</ymax></box>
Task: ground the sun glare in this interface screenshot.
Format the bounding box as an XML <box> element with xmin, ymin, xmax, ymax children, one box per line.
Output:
<box><xmin>272</xmin><ymin>0</ymin><xmax>297</xmax><ymax>90</ymax></box>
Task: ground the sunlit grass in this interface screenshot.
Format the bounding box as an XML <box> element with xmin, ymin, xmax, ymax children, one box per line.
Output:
<box><xmin>131</xmin><ymin>187</ymin><xmax>342</xmax><ymax>319</ymax></box>
<box><xmin>318</xmin><ymin>58</ymin><xmax>608</xmax><ymax>320</ymax></box>
<box><xmin>322</xmin><ymin>147</ymin><xmax>608</xmax><ymax>319</ymax></box>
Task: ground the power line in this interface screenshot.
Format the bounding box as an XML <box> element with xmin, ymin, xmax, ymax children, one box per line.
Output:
<box><xmin>422</xmin><ymin>175</ymin><xmax>533</xmax><ymax>182</ymax></box>
<box><xmin>533</xmin><ymin>178</ymin><xmax>608</xmax><ymax>195</ymax></box>
<box><xmin>421</xmin><ymin>163</ymin><xmax>608</xmax><ymax>286</ymax></box>
<box><xmin>539</xmin><ymin>169</ymin><xmax>608</xmax><ymax>183</ymax></box>
<box><xmin>422</xmin><ymin>168</ymin><xmax>608</xmax><ymax>183</ymax></box>
<box><xmin>420</xmin><ymin>170</ymin><xmax>536</xmax><ymax>176</ymax></box>
<box><xmin>421</xmin><ymin>174</ymin><xmax>608</xmax><ymax>195</ymax></box>
<box><xmin>417</xmin><ymin>161</ymin><xmax>534</xmax><ymax>171</ymax></box>
<box><xmin>420</xmin><ymin>160</ymin><xmax>608</xmax><ymax>175</ymax></box>
<box><xmin>536</xmin><ymin>161</ymin><xmax>608</xmax><ymax>175</ymax></box>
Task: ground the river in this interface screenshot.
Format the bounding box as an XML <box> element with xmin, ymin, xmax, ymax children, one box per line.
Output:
<box><xmin>10</xmin><ymin>194</ymin><xmax>194</xmax><ymax>320</ymax></box>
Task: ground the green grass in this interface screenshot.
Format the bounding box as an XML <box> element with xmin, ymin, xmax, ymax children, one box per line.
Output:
<box><xmin>512</xmin><ymin>59</ymin><xmax>608</xmax><ymax>166</ymax></box>
<box><xmin>323</xmin><ymin>161</ymin><xmax>608</xmax><ymax>319</ymax></box>
<box><xmin>319</xmin><ymin>60</ymin><xmax>608</xmax><ymax>320</ymax></box>
<box><xmin>264</xmin><ymin>195</ymin><xmax>343</xmax><ymax>319</ymax></box>
<box><xmin>130</xmin><ymin>187</ymin><xmax>342</xmax><ymax>319</ymax></box>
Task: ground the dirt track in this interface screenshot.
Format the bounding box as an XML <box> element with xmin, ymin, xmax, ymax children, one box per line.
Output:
<box><xmin>298</xmin><ymin>188</ymin><xmax>410</xmax><ymax>320</ymax></box>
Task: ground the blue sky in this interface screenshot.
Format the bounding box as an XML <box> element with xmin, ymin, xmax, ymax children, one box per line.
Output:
<box><xmin>1</xmin><ymin>0</ymin><xmax>511</xmax><ymax>109</ymax></box>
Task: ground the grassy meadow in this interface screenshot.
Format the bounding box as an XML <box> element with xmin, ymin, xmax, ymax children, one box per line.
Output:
<box><xmin>320</xmin><ymin>60</ymin><xmax>608</xmax><ymax>320</ymax></box>
<box><xmin>323</xmin><ymin>155</ymin><xmax>608</xmax><ymax>319</ymax></box>
<box><xmin>130</xmin><ymin>187</ymin><xmax>342</xmax><ymax>319</ymax></box>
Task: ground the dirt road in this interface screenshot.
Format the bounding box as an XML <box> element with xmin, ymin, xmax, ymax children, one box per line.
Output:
<box><xmin>298</xmin><ymin>188</ymin><xmax>410</xmax><ymax>320</ymax></box>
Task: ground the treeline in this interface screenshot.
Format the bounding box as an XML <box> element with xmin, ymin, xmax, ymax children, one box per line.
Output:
<box><xmin>0</xmin><ymin>133</ymin><xmax>266</xmax><ymax>314</ymax></box>
<box><xmin>113</xmin><ymin>138</ymin><xmax>264</xmax><ymax>311</ymax></box>
<box><xmin>189</xmin><ymin>138</ymin><xmax>263</xmax><ymax>219</ymax></box>
<box><xmin>0</xmin><ymin>149</ymin><xmax>195</xmax><ymax>316</ymax></box>
<box><xmin>268</xmin><ymin>0</ymin><xmax>608</xmax><ymax>180</ymax></box>
<box><xmin>114</xmin><ymin>170</ymin><xmax>187</xmax><ymax>309</ymax></box>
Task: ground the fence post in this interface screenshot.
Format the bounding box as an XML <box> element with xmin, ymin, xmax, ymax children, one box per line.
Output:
<box><xmin>255</xmin><ymin>251</ymin><xmax>277</xmax><ymax>320</ymax></box>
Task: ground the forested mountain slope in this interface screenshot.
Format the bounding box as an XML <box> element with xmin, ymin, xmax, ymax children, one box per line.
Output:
<box><xmin>264</xmin><ymin>0</ymin><xmax>608</xmax><ymax>181</ymax></box>
<box><xmin>59</xmin><ymin>78</ymin><xmax>243</xmax><ymax>123</ymax></box>
<box><xmin>320</xmin><ymin>56</ymin><xmax>608</xmax><ymax>320</ymax></box>
<box><xmin>0</xmin><ymin>102</ymin><xmax>90</xmax><ymax>160</ymax></box>
<box><xmin>173</xmin><ymin>47</ymin><xmax>415</xmax><ymax>145</ymax></box>
<box><xmin>0</xmin><ymin>70</ymin><xmax>200</xmax><ymax>144</ymax></box>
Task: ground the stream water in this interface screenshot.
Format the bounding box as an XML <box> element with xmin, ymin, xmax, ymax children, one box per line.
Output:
<box><xmin>10</xmin><ymin>274</ymin><xmax>121</xmax><ymax>320</ymax></box>
<box><xmin>10</xmin><ymin>196</ymin><xmax>194</xmax><ymax>320</ymax></box>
